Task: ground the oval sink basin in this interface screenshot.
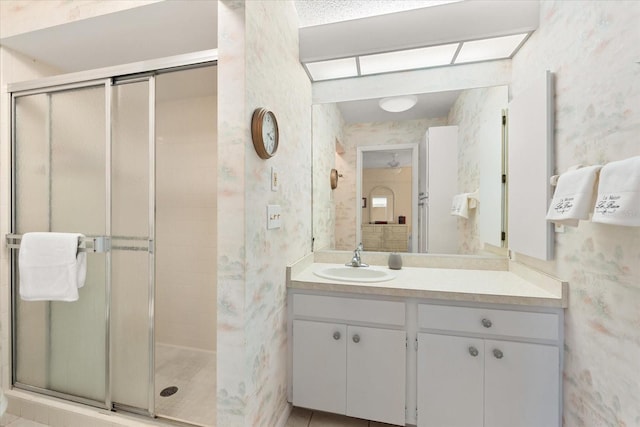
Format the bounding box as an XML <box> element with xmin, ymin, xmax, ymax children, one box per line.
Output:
<box><xmin>314</xmin><ymin>266</ymin><xmax>396</xmax><ymax>283</ymax></box>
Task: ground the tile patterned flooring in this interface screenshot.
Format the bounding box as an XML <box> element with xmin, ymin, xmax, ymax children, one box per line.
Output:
<box><xmin>0</xmin><ymin>413</ymin><xmax>45</xmax><ymax>427</ymax></box>
<box><xmin>1</xmin><ymin>409</ymin><xmax>395</xmax><ymax>427</ymax></box>
<box><xmin>154</xmin><ymin>344</ymin><xmax>216</xmax><ymax>427</ymax></box>
<box><xmin>285</xmin><ymin>407</ymin><xmax>395</xmax><ymax>427</ymax></box>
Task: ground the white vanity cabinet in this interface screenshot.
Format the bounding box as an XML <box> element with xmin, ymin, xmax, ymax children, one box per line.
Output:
<box><xmin>417</xmin><ymin>303</ymin><xmax>561</xmax><ymax>427</ymax></box>
<box><xmin>290</xmin><ymin>294</ymin><xmax>407</xmax><ymax>426</ymax></box>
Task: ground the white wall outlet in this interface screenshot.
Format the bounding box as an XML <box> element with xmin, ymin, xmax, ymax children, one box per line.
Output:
<box><xmin>271</xmin><ymin>167</ymin><xmax>279</xmax><ymax>191</ymax></box>
<box><xmin>267</xmin><ymin>204</ymin><xmax>282</xmax><ymax>229</ymax></box>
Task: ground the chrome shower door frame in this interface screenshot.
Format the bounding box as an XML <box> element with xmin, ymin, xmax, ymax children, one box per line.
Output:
<box><xmin>10</xmin><ymin>78</ymin><xmax>113</xmax><ymax>410</ymax></box>
<box><xmin>8</xmin><ymin>49</ymin><xmax>218</xmax><ymax>418</ymax></box>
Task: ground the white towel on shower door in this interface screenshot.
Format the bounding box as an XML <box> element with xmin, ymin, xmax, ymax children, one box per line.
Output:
<box><xmin>19</xmin><ymin>232</ymin><xmax>87</xmax><ymax>302</ymax></box>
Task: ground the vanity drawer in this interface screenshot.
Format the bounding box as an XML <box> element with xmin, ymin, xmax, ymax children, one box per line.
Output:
<box><xmin>294</xmin><ymin>294</ymin><xmax>405</xmax><ymax>326</ymax></box>
<box><xmin>418</xmin><ymin>304</ymin><xmax>559</xmax><ymax>341</ymax></box>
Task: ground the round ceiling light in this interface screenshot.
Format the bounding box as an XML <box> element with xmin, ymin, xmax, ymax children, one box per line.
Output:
<box><xmin>378</xmin><ymin>95</ymin><xmax>418</xmax><ymax>112</ymax></box>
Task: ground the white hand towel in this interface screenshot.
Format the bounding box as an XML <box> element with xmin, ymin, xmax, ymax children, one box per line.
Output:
<box><xmin>19</xmin><ymin>232</ymin><xmax>87</xmax><ymax>302</ymax></box>
<box><xmin>592</xmin><ymin>156</ymin><xmax>640</xmax><ymax>226</ymax></box>
<box><xmin>546</xmin><ymin>165</ymin><xmax>602</xmax><ymax>227</ymax></box>
<box><xmin>451</xmin><ymin>193</ymin><xmax>470</xmax><ymax>218</ymax></box>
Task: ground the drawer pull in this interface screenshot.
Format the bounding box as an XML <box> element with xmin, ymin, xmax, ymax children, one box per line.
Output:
<box><xmin>493</xmin><ymin>349</ymin><xmax>504</xmax><ymax>359</ymax></box>
<box><xmin>352</xmin><ymin>334</ymin><xmax>361</xmax><ymax>343</ymax></box>
<box><xmin>468</xmin><ymin>346</ymin><xmax>479</xmax><ymax>357</ymax></box>
<box><xmin>481</xmin><ymin>318</ymin><xmax>493</xmax><ymax>328</ymax></box>
<box><xmin>333</xmin><ymin>331</ymin><xmax>341</xmax><ymax>340</ymax></box>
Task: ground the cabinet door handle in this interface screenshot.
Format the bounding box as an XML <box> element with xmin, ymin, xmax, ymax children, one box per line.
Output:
<box><xmin>352</xmin><ymin>334</ymin><xmax>360</xmax><ymax>343</ymax></box>
<box><xmin>493</xmin><ymin>349</ymin><xmax>504</xmax><ymax>359</ymax></box>
<box><xmin>481</xmin><ymin>318</ymin><xmax>493</xmax><ymax>328</ymax></box>
<box><xmin>333</xmin><ymin>331</ymin><xmax>341</xmax><ymax>340</ymax></box>
<box><xmin>468</xmin><ymin>346</ymin><xmax>479</xmax><ymax>357</ymax></box>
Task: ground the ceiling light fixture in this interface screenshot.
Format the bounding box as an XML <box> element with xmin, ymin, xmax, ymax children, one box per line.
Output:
<box><xmin>379</xmin><ymin>95</ymin><xmax>418</xmax><ymax>112</ymax></box>
<box><xmin>359</xmin><ymin>43</ymin><xmax>459</xmax><ymax>75</ymax></box>
<box><xmin>454</xmin><ymin>33</ymin><xmax>528</xmax><ymax>64</ymax></box>
<box><xmin>305</xmin><ymin>57</ymin><xmax>358</xmax><ymax>81</ymax></box>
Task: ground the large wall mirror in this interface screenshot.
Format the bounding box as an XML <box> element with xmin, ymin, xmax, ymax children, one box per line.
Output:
<box><xmin>312</xmin><ymin>84</ymin><xmax>508</xmax><ymax>256</ymax></box>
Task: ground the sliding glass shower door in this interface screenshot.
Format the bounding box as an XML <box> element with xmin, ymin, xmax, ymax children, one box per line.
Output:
<box><xmin>13</xmin><ymin>84</ymin><xmax>108</xmax><ymax>404</ymax></box>
<box><xmin>12</xmin><ymin>77</ymin><xmax>155</xmax><ymax>414</ymax></box>
<box><xmin>110</xmin><ymin>78</ymin><xmax>155</xmax><ymax>414</ymax></box>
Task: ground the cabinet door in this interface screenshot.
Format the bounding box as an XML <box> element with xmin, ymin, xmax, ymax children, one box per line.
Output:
<box><xmin>484</xmin><ymin>340</ymin><xmax>560</xmax><ymax>427</ymax></box>
<box><xmin>292</xmin><ymin>320</ymin><xmax>347</xmax><ymax>414</ymax></box>
<box><xmin>417</xmin><ymin>333</ymin><xmax>484</xmax><ymax>427</ymax></box>
<box><xmin>346</xmin><ymin>326</ymin><xmax>406</xmax><ymax>426</ymax></box>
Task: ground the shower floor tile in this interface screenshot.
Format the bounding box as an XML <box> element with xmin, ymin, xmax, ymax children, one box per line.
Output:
<box><xmin>155</xmin><ymin>344</ymin><xmax>216</xmax><ymax>427</ymax></box>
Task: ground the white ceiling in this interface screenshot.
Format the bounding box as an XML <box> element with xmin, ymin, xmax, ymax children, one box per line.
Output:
<box><xmin>294</xmin><ymin>0</ymin><xmax>461</xmax><ymax>27</ymax></box>
<box><xmin>0</xmin><ymin>1</ymin><xmax>217</xmax><ymax>73</ymax></box>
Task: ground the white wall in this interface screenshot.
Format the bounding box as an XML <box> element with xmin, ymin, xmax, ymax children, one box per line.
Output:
<box><xmin>156</xmin><ymin>89</ymin><xmax>217</xmax><ymax>352</ymax></box>
<box><xmin>0</xmin><ymin>0</ymin><xmax>161</xmax><ymax>39</ymax></box>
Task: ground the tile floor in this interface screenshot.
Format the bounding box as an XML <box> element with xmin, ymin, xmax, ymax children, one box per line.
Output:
<box><xmin>1</xmin><ymin>405</ymin><xmax>393</xmax><ymax>427</ymax></box>
<box><xmin>285</xmin><ymin>407</ymin><xmax>395</xmax><ymax>427</ymax></box>
<box><xmin>0</xmin><ymin>413</ymin><xmax>45</xmax><ymax>427</ymax></box>
<box><xmin>154</xmin><ymin>344</ymin><xmax>216</xmax><ymax>427</ymax></box>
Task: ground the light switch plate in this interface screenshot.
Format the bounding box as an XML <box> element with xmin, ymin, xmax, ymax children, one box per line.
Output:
<box><xmin>267</xmin><ymin>204</ymin><xmax>282</xmax><ymax>229</ymax></box>
<box><xmin>271</xmin><ymin>167</ymin><xmax>279</xmax><ymax>191</ymax></box>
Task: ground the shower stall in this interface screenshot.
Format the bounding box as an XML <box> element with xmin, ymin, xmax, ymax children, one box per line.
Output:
<box><xmin>7</xmin><ymin>55</ymin><xmax>217</xmax><ymax>426</ymax></box>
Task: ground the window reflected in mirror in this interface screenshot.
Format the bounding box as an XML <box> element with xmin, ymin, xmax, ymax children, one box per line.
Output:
<box><xmin>369</xmin><ymin>186</ymin><xmax>395</xmax><ymax>223</ymax></box>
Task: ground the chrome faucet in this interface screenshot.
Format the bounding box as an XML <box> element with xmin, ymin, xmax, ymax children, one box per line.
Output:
<box><xmin>346</xmin><ymin>243</ymin><xmax>369</xmax><ymax>267</ymax></box>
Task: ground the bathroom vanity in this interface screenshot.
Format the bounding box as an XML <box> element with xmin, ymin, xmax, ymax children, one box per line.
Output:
<box><xmin>286</xmin><ymin>252</ymin><xmax>567</xmax><ymax>427</ymax></box>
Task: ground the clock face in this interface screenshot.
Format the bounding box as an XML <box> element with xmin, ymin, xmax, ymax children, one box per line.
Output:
<box><xmin>251</xmin><ymin>108</ymin><xmax>279</xmax><ymax>159</ymax></box>
<box><xmin>262</xmin><ymin>112</ymin><xmax>277</xmax><ymax>154</ymax></box>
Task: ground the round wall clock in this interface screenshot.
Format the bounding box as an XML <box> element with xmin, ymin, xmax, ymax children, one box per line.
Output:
<box><xmin>251</xmin><ymin>108</ymin><xmax>279</xmax><ymax>159</ymax></box>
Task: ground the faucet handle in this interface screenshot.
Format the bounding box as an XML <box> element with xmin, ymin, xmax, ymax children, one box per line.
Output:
<box><xmin>357</xmin><ymin>242</ymin><xmax>363</xmax><ymax>251</ymax></box>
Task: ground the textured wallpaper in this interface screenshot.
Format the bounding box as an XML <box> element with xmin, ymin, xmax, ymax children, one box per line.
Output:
<box><xmin>510</xmin><ymin>1</ymin><xmax>640</xmax><ymax>426</ymax></box>
<box><xmin>219</xmin><ymin>1</ymin><xmax>313</xmax><ymax>426</ymax></box>
<box><xmin>312</xmin><ymin>103</ymin><xmax>344</xmax><ymax>251</ymax></box>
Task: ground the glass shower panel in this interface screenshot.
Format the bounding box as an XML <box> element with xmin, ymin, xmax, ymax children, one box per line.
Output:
<box><xmin>13</xmin><ymin>86</ymin><xmax>107</xmax><ymax>403</ymax></box>
<box><xmin>110</xmin><ymin>80</ymin><xmax>153</xmax><ymax>412</ymax></box>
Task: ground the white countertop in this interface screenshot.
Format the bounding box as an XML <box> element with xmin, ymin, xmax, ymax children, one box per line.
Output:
<box><xmin>288</xmin><ymin>261</ymin><xmax>567</xmax><ymax>308</ymax></box>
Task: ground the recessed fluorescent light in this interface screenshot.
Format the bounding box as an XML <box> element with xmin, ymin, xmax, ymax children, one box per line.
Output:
<box><xmin>359</xmin><ymin>43</ymin><xmax>459</xmax><ymax>75</ymax></box>
<box><xmin>305</xmin><ymin>57</ymin><xmax>358</xmax><ymax>81</ymax></box>
<box><xmin>455</xmin><ymin>33</ymin><xmax>528</xmax><ymax>64</ymax></box>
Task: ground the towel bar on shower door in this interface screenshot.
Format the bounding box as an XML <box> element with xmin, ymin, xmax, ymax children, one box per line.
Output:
<box><xmin>5</xmin><ymin>234</ymin><xmax>110</xmax><ymax>253</ymax></box>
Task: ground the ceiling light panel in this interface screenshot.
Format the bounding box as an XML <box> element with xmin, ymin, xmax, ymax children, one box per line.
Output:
<box><xmin>455</xmin><ymin>33</ymin><xmax>528</xmax><ymax>64</ymax></box>
<box><xmin>305</xmin><ymin>57</ymin><xmax>358</xmax><ymax>81</ymax></box>
<box><xmin>359</xmin><ymin>43</ymin><xmax>459</xmax><ymax>75</ymax></box>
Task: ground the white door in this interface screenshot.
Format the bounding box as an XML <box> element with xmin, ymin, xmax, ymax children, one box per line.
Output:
<box><xmin>484</xmin><ymin>340</ymin><xmax>560</xmax><ymax>427</ymax></box>
<box><xmin>418</xmin><ymin>134</ymin><xmax>428</xmax><ymax>252</ymax></box>
<box><xmin>346</xmin><ymin>326</ymin><xmax>406</xmax><ymax>426</ymax></box>
<box><xmin>425</xmin><ymin>126</ymin><xmax>459</xmax><ymax>254</ymax></box>
<box><xmin>292</xmin><ymin>320</ymin><xmax>347</xmax><ymax>414</ymax></box>
<box><xmin>417</xmin><ymin>333</ymin><xmax>484</xmax><ymax>427</ymax></box>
